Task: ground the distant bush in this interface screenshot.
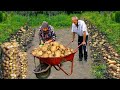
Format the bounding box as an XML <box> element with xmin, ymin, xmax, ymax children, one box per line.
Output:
<box><xmin>115</xmin><ymin>11</ymin><xmax>120</xmax><ymax>23</ymax></box>
<box><xmin>0</xmin><ymin>12</ymin><xmax>8</xmax><ymax>23</ymax></box>
<box><xmin>0</xmin><ymin>12</ymin><xmax>3</xmax><ymax>22</ymax></box>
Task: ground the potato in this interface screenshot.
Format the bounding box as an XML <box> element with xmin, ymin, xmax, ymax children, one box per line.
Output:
<box><xmin>47</xmin><ymin>46</ymin><xmax>51</xmax><ymax>51</ymax></box>
<box><xmin>44</xmin><ymin>43</ymin><xmax>49</xmax><ymax>47</ymax></box>
<box><xmin>103</xmin><ymin>57</ymin><xmax>107</xmax><ymax>60</ymax></box>
<box><xmin>68</xmin><ymin>51</ymin><xmax>71</xmax><ymax>55</ymax></box>
<box><xmin>51</xmin><ymin>46</ymin><xmax>56</xmax><ymax>52</ymax></box>
<box><xmin>55</xmin><ymin>50</ymin><xmax>61</xmax><ymax>54</ymax></box>
<box><xmin>61</xmin><ymin>50</ymin><xmax>65</xmax><ymax>54</ymax></box>
<box><xmin>65</xmin><ymin>51</ymin><xmax>69</xmax><ymax>56</ymax></box>
<box><xmin>117</xmin><ymin>69</ymin><xmax>120</xmax><ymax>72</ymax></box>
<box><xmin>42</xmin><ymin>53</ymin><xmax>49</xmax><ymax>58</ymax></box>
<box><xmin>5</xmin><ymin>57</ymin><xmax>10</xmax><ymax>61</ymax></box>
<box><xmin>59</xmin><ymin>44</ymin><xmax>66</xmax><ymax>50</ymax></box>
<box><xmin>67</xmin><ymin>48</ymin><xmax>71</xmax><ymax>52</ymax></box>
<box><xmin>109</xmin><ymin>64</ymin><xmax>117</xmax><ymax>70</ymax></box>
<box><xmin>115</xmin><ymin>53</ymin><xmax>119</xmax><ymax>57</ymax></box>
<box><xmin>56</xmin><ymin>46</ymin><xmax>59</xmax><ymax>50</ymax></box>
<box><xmin>58</xmin><ymin>48</ymin><xmax>63</xmax><ymax>52</ymax></box>
<box><xmin>60</xmin><ymin>54</ymin><xmax>64</xmax><ymax>57</ymax></box>
<box><xmin>116</xmin><ymin>64</ymin><xmax>120</xmax><ymax>67</ymax></box>
<box><xmin>41</xmin><ymin>46</ymin><xmax>48</xmax><ymax>51</ymax></box>
<box><xmin>52</xmin><ymin>42</ymin><xmax>59</xmax><ymax>46</ymax></box>
<box><xmin>55</xmin><ymin>54</ymin><xmax>61</xmax><ymax>57</ymax></box>
<box><xmin>51</xmin><ymin>52</ymin><xmax>55</xmax><ymax>55</ymax></box>
<box><xmin>70</xmin><ymin>49</ymin><xmax>74</xmax><ymax>53</ymax></box>
<box><xmin>108</xmin><ymin>60</ymin><xmax>117</xmax><ymax>65</ymax></box>
<box><xmin>107</xmin><ymin>55</ymin><xmax>111</xmax><ymax>59</ymax></box>
<box><xmin>38</xmin><ymin>51</ymin><xmax>43</xmax><ymax>56</ymax></box>
<box><xmin>47</xmin><ymin>51</ymin><xmax>52</xmax><ymax>54</ymax></box>
<box><xmin>113</xmin><ymin>73</ymin><xmax>117</xmax><ymax>76</ymax></box>
<box><xmin>55</xmin><ymin>50</ymin><xmax>61</xmax><ymax>57</ymax></box>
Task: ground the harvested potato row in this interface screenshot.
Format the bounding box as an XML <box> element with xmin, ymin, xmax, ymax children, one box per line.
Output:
<box><xmin>1</xmin><ymin>41</ymin><xmax>28</xmax><ymax>79</ymax></box>
<box><xmin>87</xmin><ymin>21</ymin><xmax>120</xmax><ymax>79</ymax></box>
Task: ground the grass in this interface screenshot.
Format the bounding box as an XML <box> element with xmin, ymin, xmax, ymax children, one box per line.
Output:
<box><xmin>91</xmin><ymin>63</ymin><xmax>107</xmax><ymax>79</ymax></box>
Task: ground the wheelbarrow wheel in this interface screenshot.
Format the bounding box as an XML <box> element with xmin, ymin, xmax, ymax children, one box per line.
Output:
<box><xmin>35</xmin><ymin>67</ymin><xmax>51</xmax><ymax>79</ymax></box>
<box><xmin>34</xmin><ymin>63</ymin><xmax>51</xmax><ymax>79</ymax></box>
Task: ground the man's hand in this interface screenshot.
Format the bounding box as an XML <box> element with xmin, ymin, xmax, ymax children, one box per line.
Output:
<box><xmin>82</xmin><ymin>41</ymin><xmax>86</xmax><ymax>45</ymax></box>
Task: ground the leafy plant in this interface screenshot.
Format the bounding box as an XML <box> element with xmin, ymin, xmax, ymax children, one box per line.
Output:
<box><xmin>91</xmin><ymin>63</ymin><xmax>107</xmax><ymax>79</ymax></box>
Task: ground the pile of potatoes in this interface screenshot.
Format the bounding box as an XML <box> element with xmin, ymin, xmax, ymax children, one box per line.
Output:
<box><xmin>18</xmin><ymin>52</ymin><xmax>28</xmax><ymax>79</ymax></box>
<box><xmin>0</xmin><ymin>41</ymin><xmax>28</xmax><ymax>79</ymax></box>
<box><xmin>102</xmin><ymin>46</ymin><xmax>120</xmax><ymax>79</ymax></box>
<box><xmin>32</xmin><ymin>42</ymin><xmax>74</xmax><ymax>58</ymax></box>
<box><xmin>107</xmin><ymin>60</ymin><xmax>120</xmax><ymax>79</ymax></box>
<box><xmin>9</xmin><ymin>26</ymin><xmax>35</xmax><ymax>51</ymax></box>
<box><xmin>19</xmin><ymin>27</ymin><xmax>34</xmax><ymax>46</ymax></box>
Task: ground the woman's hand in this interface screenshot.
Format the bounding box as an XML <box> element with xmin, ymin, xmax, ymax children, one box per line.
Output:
<box><xmin>45</xmin><ymin>41</ymin><xmax>49</xmax><ymax>44</ymax></box>
<box><xmin>45</xmin><ymin>40</ymin><xmax>52</xmax><ymax>44</ymax></box>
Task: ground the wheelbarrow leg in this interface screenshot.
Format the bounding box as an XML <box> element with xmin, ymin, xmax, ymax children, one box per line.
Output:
<box><xmin>55</xmin><ymin>60</ymin><xmax>74</xmax><ymax>76</ymax></box>
<box><xmin>53</xmin><ymin>65</ymin><xmax>60</xmax><ymax>71</ymax></box>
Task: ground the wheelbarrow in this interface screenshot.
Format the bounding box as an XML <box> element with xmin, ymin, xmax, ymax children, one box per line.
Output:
<box><xmin>32</xmin><ymin>41</ymin><xmax>82</xmax><ymax>79</ymax></box>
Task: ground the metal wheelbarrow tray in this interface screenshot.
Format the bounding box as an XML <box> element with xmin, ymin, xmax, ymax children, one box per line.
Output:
<box><xmin>32</xmin><ymin>41</ymin><xmax>82</xmax><ymax>77</ymax></box>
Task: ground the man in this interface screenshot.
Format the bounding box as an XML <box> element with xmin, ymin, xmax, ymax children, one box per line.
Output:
<box><xmin>39</xmin><ymin>21</ymin><xmax>56</xmax><ymax>44</ymax></box>
<box><xmin>71</xmin><ymin>16</ymin><xmax>88</xmax><ymax>61</ymax></box>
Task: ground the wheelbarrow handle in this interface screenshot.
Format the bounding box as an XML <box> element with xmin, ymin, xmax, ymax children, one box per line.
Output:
<box><xmin>65</xmin><ymin>41</ymin><xmax>82</xmax><ymax>53</ymax></box>
<box><xmin>65</xmin><ymin>40</ymin><xmax>73</xmax><ymax>48</ymax></box>
<box><xmin>74</xmin><ymin>43</ymin><xmax>83</xmax><ymax>53</ymax></box>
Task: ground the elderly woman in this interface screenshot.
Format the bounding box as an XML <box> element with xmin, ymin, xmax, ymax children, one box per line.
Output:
<box><xmin>39</xmin><ymin>21</ymin><xmax>56</xmax><ymax>44</ymax></box>
<box><xmin>35</xmin><ymin>21</ymin><xmax>57</xmax><ymax>79</ymax></box>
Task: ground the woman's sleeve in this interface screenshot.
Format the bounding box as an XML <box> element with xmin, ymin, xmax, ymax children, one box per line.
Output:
<box><xmin>39</xmin><ymin>27</ymin><xmax>44</xmax><ymax>40</ymax></box>
<box><xmin>50</xmin><ymin>26</ymin><xmax>56</xmax><ymax>41</ymax></box>
<box><xmin>52</xmin><ymin>31</ymin><xmax>56</xmax><ymax>41</ymax></box>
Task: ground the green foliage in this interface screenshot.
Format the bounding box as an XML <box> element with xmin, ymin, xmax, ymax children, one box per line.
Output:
<box><xmin>115</xmin><ymin>11</ymin><xmax>120</xmax><ymax>23</ymax></box>
<box><xmin>0</xmin><ymin>11</ymin><xmax>7</xmax><ymax>22</ymax></box>
<box><xmin>110</xmin><ymin>12</ymin><xmax>115</xmax><ymax>21</ymax></box>
<box><xmin>91</xmin><ymin>63</ymin><xmax>106</xmax><ymax>79</ymax></box>
<box><xmin>0</xmin><ymin>12</ymin><xmax>3</xmax><ymax>22</ymax></box>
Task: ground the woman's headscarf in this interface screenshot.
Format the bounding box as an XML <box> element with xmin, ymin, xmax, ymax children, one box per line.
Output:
<box><xmin>41</xmin><ymin>21</ymin><xmax>49</xmax><ymax>29</ymax></box>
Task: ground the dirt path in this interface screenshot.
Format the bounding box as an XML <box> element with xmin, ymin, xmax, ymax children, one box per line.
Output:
<box><xmin>27</xmin><ymin>28</ymin><xmax>94</xmax><ymax>79</ymax></box>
